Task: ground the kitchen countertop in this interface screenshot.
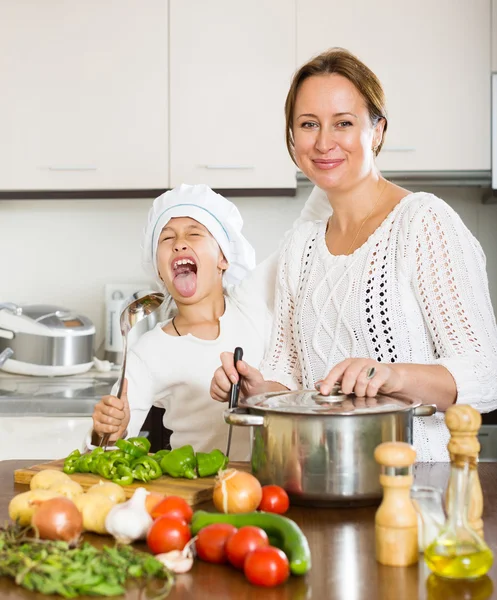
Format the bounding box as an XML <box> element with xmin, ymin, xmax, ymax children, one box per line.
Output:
<box><xmin>0</xmin><ymin>460</ymin><xmax>496</xmax><ymax>599</ymax></box>
<box><xmin>0</xmin><ymin>370</ymin><xmax>117</xmax><ymax>416</ymax></box>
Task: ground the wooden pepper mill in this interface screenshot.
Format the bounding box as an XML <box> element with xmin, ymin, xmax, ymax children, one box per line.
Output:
<box><xmin>445</xmin><ymin>404</ymin><xmax>484</xmax><ymax>538</ymax></box>
<box><xmin>374</xmin><ymin>441</ymin><xmax>418</xmax><ymax>566</ymax></box>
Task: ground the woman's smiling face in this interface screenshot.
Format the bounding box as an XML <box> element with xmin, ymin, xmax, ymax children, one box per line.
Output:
<box><xmin>292</xmin><ymin>74</ymin><xmax>384</xmax><ymax>192</ymax></box>
<box><xmin>156</xmin><ymin>217</ymin><xmax>227</xmax><ymax>303</ymax></box>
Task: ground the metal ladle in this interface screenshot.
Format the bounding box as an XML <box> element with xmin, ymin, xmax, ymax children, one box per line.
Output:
<box><xmin>99</xmin><ymin>291</ymin><xmax>165</xmax><ymax>449</ymax></box>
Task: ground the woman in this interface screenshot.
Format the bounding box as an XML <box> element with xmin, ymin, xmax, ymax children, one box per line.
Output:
<box><xmin>211</xmin><ymin>48</ymin><xmax>497</xmax><ymax>462</ymax></box>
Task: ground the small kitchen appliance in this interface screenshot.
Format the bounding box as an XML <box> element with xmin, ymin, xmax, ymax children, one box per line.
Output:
<box><xmin>0</xmin><ymin>303</ymin><xmax>95</xmax><ymax>376</ymax></box>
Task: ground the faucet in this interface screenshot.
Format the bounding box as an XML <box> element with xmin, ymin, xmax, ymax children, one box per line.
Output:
<box><xmin>0</xmin><ymin>347</ymin><xmax>13</xmax><ymax>369</ymax></box>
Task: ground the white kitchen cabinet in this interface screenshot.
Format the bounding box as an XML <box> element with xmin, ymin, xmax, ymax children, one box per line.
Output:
<box><xmin>169</xmin><ymin>0</ymin><xmax>297</xmax><ymax>190</ymax></box>
<box><xmin>297</xmin><ymin>0</ymin><xmax>491</xmax><ymax>172</ymax></box>
<box><xmin>0</xmin><ymin>1</ymin><xmax>168</xmax><ymax>191</ymax></box>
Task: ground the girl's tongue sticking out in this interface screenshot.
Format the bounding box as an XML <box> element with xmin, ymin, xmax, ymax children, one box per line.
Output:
<box><xmin>172</xmin><ymin>258</ymin><xmax>198</xmax><ymax>298</ymax></box>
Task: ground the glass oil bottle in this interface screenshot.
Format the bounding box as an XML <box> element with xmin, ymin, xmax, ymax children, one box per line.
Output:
<box><xmin>424</xmin><ymin>454</ymin><xmax>493</xmax><ymax>579</ymax></box>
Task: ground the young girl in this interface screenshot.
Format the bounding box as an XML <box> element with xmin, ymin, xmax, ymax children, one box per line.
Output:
<box><xmin>90</xmin><ymin>183</ymin><xmax>330</xmax><ymax>460</ymax></box>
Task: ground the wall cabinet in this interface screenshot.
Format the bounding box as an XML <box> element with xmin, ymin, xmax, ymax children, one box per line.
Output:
<box><xmin>297</xmin><ymin>0</ymin><xmax>491</xmax><ymax>172</ymax></box>
<box><xmin>169</xmin><ymin>0</ymin><xmax>296</xmax><ymax>190</ymax></box>
<box><xmin>0</xmin><ymin>0</ymin><xmax>168</xmax><ymax>191</ymax></box>
<box><xmin>0</xmin><ymin>1</ymin><xmax>492</xmax><ymax>195</ymax></box>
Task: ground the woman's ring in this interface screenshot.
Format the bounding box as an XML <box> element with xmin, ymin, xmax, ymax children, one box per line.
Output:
<box><xmin>366</xmin><ymin>367</ymin><xmax>376</xmax><ymax>380</ymax></box>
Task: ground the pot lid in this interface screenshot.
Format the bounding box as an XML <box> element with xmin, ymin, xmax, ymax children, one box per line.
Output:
<box><xmin>238</xmin><ymin>389</ymin><xmax>420</xmax><ymax>416</ymax></box>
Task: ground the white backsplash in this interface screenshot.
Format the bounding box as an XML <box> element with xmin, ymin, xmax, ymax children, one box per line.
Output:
<box><xmin>1</xmin><ymin>184</ymin><xmax>496</xmax><ymax>349</ymax></box>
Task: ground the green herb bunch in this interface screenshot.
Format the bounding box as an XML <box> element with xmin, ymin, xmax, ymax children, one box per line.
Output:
<box><xmin>0</xmin><ymin>524</ymin><xmax>174</xmax><ymax>598</ymax></box>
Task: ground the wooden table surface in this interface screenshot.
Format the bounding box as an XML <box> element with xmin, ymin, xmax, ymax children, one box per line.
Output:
<box><xmin>0</xmin><ymin>460</ymin><xmax>496</xmax><ymax>600</ymax></box>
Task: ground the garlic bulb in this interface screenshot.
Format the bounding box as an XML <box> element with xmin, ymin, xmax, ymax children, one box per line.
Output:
<box><xmin>105</xmin><ymin>487</ymin><xmax>153</xmax><ymax>544</ymax></box>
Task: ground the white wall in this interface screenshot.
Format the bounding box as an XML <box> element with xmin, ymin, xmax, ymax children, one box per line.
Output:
<box><xmin>1</xmin><ymin>184</ymin><xmax>496</xmax><ymax>350</ymax></box>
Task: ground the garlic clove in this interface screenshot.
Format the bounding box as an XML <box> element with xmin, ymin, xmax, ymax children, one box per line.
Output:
<box><xmin>155</xmin><ymin>550</ymin><xmax>194</xmax><ymax>574</ymax></box>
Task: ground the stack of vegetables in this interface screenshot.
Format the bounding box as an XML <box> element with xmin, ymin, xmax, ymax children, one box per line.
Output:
<box><xmin>134</xmin><ymin>469</ymin><xmax>309</xmax><ymax>587</ymax></box>
<box><xmin>63</xmin><ymin>438</ymin><xmax>228</xmax><ymax>485</ymax></box>
<box><xmin>5</xmin><ymin>458</ymin><xmax>311</xmax><ymax>595</ymax></box>
<box><xmin>5</xmin><ymin>469</ymin><xmax>174</xmax><ymax>597</ymax></box>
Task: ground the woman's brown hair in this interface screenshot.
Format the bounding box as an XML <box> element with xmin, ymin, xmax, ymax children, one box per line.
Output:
<box><xmin>285</xmin><ymin>47</ymin><xmax>388</xmax><ymax>164</ymax></box>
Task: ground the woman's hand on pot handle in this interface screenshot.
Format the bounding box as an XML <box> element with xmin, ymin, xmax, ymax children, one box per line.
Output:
<box><xmin>318</xmin><ymin>358</ymin><xmax>402</xmax><ymax>398</ymax></box>
<box><xmin>210</xmin><ymin>352</ymin><xmax>285</xmax><ymax>402</ymax></box>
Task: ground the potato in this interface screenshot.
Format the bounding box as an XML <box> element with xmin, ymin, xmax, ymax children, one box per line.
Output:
<box><xmin>30</xmin><ymin>469</ymin><xmax>71</xmax><ymax>491</ymax></box>
<box><xmin>86</xmin><ymin>481</ymin><xmax>126</xmax><ymax>505</ymax></box>
<box><xmin>48</xmin><ymin>479</ymin><xmax>84</xmax><ymax>500</ymax></box>
<box><xmin>74</xmin><ymin>494</ymin><xmax>115</xmax><ymax>535</ymax></box>
<box><xmin>9</xmin><ymin>489</ymin><xmax>61</xmax><ymax>526</ymax></box>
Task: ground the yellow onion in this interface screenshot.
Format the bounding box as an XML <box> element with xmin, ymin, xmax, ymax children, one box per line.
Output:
<box><xmin>31</xmin><ymin>497</ymin><xmax>83</xmax><ymax>546</ymax></box>
<box><xmin>213</xmin><ymin>469</ymin><xmax>262</xmax><ymax>514</ymax></box>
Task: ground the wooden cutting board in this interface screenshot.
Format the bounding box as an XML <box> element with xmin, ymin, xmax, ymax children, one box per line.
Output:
<box><xmin>14</xmin><ymin>459</ymin><xmax>248</xmax><ymax>507</ymax></box>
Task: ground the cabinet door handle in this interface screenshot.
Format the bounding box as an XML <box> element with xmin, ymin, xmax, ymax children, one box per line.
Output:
<box><xmin>381</xmin><ymin>147</ymin><xmax>416</xmax><ymax>152</ymax></box>
<box><xmin>202</xmin><ymin>165</ymin><xmax>255</xmax><ymax>170</ymax></box>
<box><xmin>41</xmin><ymin>166</ymin><xmax>98</xmax><ymax>172</ymax></box>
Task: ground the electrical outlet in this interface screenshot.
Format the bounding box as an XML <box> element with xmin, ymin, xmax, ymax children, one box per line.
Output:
<box><xmin>104</xmin><ymin>282</ymin><xmax>152</xmax><ymax>353</ymax></box>
<box><xmin>104</xmin><ymin>283</ymin><xmax>152</xmax><ymax>307</ymax></box>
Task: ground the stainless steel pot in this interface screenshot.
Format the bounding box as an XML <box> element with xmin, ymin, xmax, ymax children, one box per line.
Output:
<box><xmin>224</xmin><ymin>390</ymin><xmax>436</xmax><ymax>507</ymax></box>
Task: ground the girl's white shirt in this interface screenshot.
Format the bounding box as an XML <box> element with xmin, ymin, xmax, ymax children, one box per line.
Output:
<box><xmin>117</xmin><ymin>292</ymin><xmax>270</xmax><ymax>461</ymax></box>
<box><xmin>260</xmin><ymin>191</ymin><xmax>497</xmax><ymax>462</ymax></box>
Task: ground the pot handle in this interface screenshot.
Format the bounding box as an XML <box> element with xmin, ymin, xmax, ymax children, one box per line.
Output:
<box><xmin>224</xmin><ymin>407</ymin><xmax>264</xmax><ymax>427</ymax></box>
<box><xmin>413</xmin><ymin>404</ymin><xmax>437</xmax><ymax>417</ymax></box>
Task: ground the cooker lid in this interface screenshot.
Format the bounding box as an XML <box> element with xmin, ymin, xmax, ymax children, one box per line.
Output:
<box><xmin>238</xmin><ymin>389</ymin><xmax>420</xmax><ymax>416</ymax></box>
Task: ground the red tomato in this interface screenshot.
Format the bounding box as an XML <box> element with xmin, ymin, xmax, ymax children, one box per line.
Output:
<box><xmin>258</xmin><ymin>485</ymin><xmax>290</xmax><ymax>515</ymax></box>
<box><xmin>244</xmin><ymin>546</ymin><xmax>290</xmax><ymax>587</ymax></box>
<box><xmin>151</xmin><ymin>496</ymin><xmax>193</xmax><ymax>523</ymax></box>
<box><xmin>225</xmin><ymin>526</ymin><xmax>269</xmax><ymax>570</ymax></box>
<box><xmin>146</xmin><ymin>515</ymin><xmax>191</xmax><ymax>554</ymax></box>
<box><xmin>195</xmin><ymin>523</ymin><xmax>237</xmax><ymax>564</ymax></box>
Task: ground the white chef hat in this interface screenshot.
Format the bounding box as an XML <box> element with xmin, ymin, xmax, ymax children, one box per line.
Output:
<box><xmin>142</xmin><ymin>184</ymin><xmax>256</xmax><ymax>288</ymax></box>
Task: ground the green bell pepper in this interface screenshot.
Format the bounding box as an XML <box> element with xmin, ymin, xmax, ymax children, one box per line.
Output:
<box><xmin>160</xmin><ymin>444</ymin><xmax>197</xmax><ymax>479</ymax></box>
<box><xmin>96</xmin><ymin>455</ymin><xmax>116</xmax><ymax>479</ymax></box>
<box><xmin>131</xmin><ymin>456</ymin><xmax>162</xmax><ymax>482</ymax></box>
<box><xmin>128</xmin><ymin>436</ymin><xmax>151</xmax><ymax>454</ymax></box>
<box><xmin>152</xmin><ymin>449</ymin><xmax>171</xmax><ymax>463</ymax></box>
<box><xmin>196</xmin><ymin>449</ymin><xmax>229</xmax><ymax>477</ymax></box>
<box><xmin>116</xmin><ymin>438</ymin><xmax>147</xmax><ymax>459</ymax></box>
<box><xmin>87</xmin><ymin>447</ymin><xmax>105</xmax><ymax>474</ymax></box>
<box><xmin>112</xmin><ymin>464</ymin><xmax>134</xmax><ymax>486</ymax></box>
<box><xmin>106</xmin><ymin>449</ymin><xmax>127</xmax><ymax>461</ymax></box>
<box><xmin>75</xmin><ymin>453</ymin><xmax>93</xmax><ymax>473</ymax></box>
<box><xmin>63</xmin><ymin>449</ymin><xmax>81</xmax><ymax>474</ymax></box>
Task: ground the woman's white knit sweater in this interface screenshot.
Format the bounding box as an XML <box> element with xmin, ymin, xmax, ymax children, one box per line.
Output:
<box><xmin>260</xmin><ymin>192</ymin><xmax>497</xmax><ymax>462</ymax></box>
